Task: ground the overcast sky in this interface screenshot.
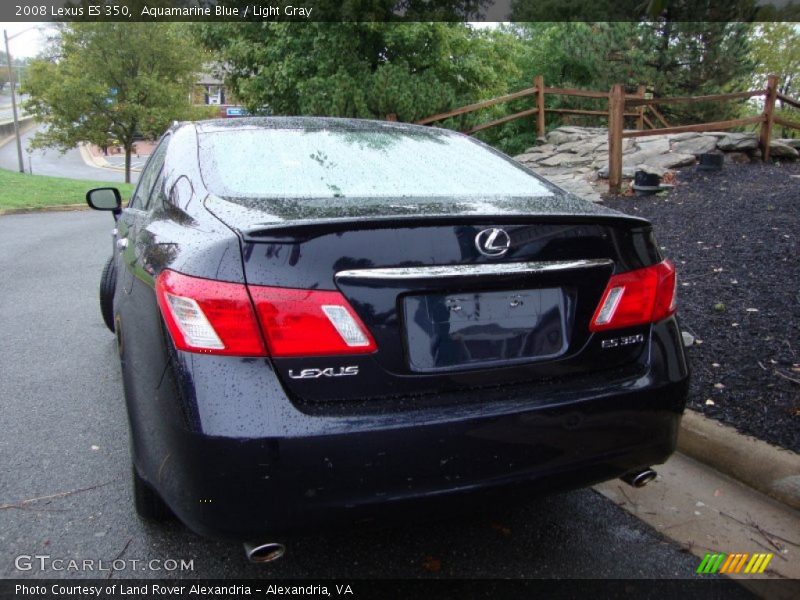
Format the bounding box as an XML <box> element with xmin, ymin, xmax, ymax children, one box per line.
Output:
<box><xmin>1</xmin><ymin>23</ymin><xmax>55</xmax><ymax>58</ymax></box>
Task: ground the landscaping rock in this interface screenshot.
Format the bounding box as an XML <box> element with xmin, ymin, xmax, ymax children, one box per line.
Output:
<box><xmin>514</xmin><ymin>152</ymin><xmax>548</xmax><ymax>163</ymax></box>
<box><xmin>635</xmin><ymin>163</ymin><xmax>669</xmax><ymax>177</ymax></box>
<box><xmin>724</xmin><ymin>152</ymin><xmax>751</xmax><ymax>164</ymax></box>
<box><xmin>672</xmin><ymin>135</ymin><xmax>719</xmax><ymax>156</ymax></box>
<box><xmin>645</xmin><ymin>152</ymin><xmax>697</xmax><ymax>169</ymax></box>
<box><xmin>667</xmin><ymin>132</ymin><xmax>702</xmax><ymax>142</ymax></box>
<box><xmin>546</xmin><ymin>130</ymin><xmax>585</xmax><ymax>146</ymax></box>
<box><xmin>554</xmin><ymin>139</ymin><xmax>594</xmax><ymax>155</ymax></box>
<box><xmin>769</xmin><ymin>140</ymin><xmax>800</xmax><ymax>158</ymax></box>
<box><xmin>524</xmin><ymin>143</ymin><xmax>555</xmax><ymax>154</ymax></box>
<box><xmin>717</xmin><ymin>132</ymin><xmax>758</xmax><ymax>151</ymax></box>
<box><xmin>636</xmin><ymin>137</ymin><xmax>671</xmax><ymax>154</ymax></box>
<box><xmin>539</xmin><ymin>152</ymin><xmax>593</xmax><ymax>167</ymax></box>
<box><xmin>776</xmin><ymin>138</ymin><xmax>800</xmax><ymax>149</ymax></box>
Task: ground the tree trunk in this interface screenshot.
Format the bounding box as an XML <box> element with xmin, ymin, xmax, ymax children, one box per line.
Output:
<box><xmin>124</xmin><ymin>146</ymin><xmax>132</xmax><ymax>184</ymax></box>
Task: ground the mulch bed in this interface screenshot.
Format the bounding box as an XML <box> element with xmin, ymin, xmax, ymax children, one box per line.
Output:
<box><xmin>603</xmin><ymin>161</ymin><xmax>799</xmax><ymax>453</ymax></box>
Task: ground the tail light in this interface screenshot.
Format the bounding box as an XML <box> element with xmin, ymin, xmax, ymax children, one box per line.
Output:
<box><xmin>248</xmin><ymin>287</ymin><xmax>376</xmax><ymax>357</ymax></box>
<box><xmin>589</xmin><ymin>260</ymin><xmax>677</xmax><ymax>332</ymax></box>
<box><xmin>155</xmin><ymin>270</ymin><xmax>266</xmax><ymax>356</ymax></box>
<box><xmin>155</xmin><ymin>270</ymin><xmax>376</xmax><ymax>357</ymax></box>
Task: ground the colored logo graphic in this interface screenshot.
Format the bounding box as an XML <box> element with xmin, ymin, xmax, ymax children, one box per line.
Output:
<box><xmin>696</xmin><ymin>552</ymin><xmax>773</xmax><ymax>574</ymax></box>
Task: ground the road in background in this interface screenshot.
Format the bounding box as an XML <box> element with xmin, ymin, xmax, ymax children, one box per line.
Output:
<box><xmin>0</xmin><ymin>125</ymin><xmax>136</xmax><ymax>183</ymax></box>
<box><xmin>0</xmin><ymin>93</ymin><xmax>28</xmax><ymax>121</ymax></box>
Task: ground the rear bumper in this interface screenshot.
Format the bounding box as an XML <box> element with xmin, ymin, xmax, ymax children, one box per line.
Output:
<box><xmin>134</xmin><ymin>319</ymin><xmax>689</xmax><ymax>540</ymax></box>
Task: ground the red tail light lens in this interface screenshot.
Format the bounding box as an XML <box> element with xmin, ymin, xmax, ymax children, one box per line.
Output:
<box><xmin>589</xmin><ymin>260</ymin><xmax>677</xmax><ymax>332</ymax></box>
<box><xmin>248</xmin><ymin>286</ymin><xmax>377</xmax><ymax>357</ymax></box>
<box><xmin>155</xmin><ymin>270</ymin><xmax>377</xmax><ymax>358</ymax></box>
<box><xmin>155</xmin><ymin>270</ymin><xmax>267</xmax><ymax>356</ymax></box>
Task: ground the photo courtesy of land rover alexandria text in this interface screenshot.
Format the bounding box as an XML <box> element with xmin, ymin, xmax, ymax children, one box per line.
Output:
<box><xmin>86</xmin><ymin>117</ymin><xmax>689</xmax><ymax>562</ymax></box>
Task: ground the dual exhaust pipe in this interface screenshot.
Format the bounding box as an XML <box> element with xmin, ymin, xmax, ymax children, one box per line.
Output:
<box><xmin>620</xmin><ymin>468</ymin><xmax>658</xmax><ymax>488</ymax></box>
<box><xmin>243</xmin><ymin>468</ymin><xmax>657</xmax><ymax>563</ymax></box>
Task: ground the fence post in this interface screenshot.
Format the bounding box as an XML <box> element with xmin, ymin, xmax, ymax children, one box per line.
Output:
<box><xmin>636</xmin><ymin>85</ymin><xmax>646</xmax><ymax>130</ymax></box>
<box><xmin>535</xmin><ymin>75</ymin><xmax>545</xmax><ymax>139</ymax></box>
<box><xmin>760</xmin><ymin>74</ymin><xmax>779</xmax><ymax>161</ymax></box>
<box><xmin>608</xmin><ymin>84</ymin><xmax>625</xmax><ymax>194</ymax></box>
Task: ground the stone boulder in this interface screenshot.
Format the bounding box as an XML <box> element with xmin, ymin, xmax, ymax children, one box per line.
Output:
<box><xmin>546</xmin><ymin>130</ymin><xmax>585</xmax><ymax>146</ymax></box>
<box><xmin>717</xmin><ymin>132</ymin><xmax>758</xmax><ymax>151</ymax></box>
<box><xmin>635</xmin><ymin>137</ymin><xmax>670</xmax><ymax>155</ymax></box>
<box><xmin>514</xmin><ymin>152</ymin><xmax>548</xmax><ymax>164</ymax></box>
<box><xmin>769</xmin><ymin>140</ymin><xmax>800</xmax><ymax>158</ymax></box>
<box><xmin>776</xmin><ymin>138</ymin><xmax>800</xmax><ymax>149</ymax></box>
<box><xmin>645</xmin><ymin>152</ymin><xmax>697</xmax><ymax>169</ymax></box>
<box><xmin>523</xmin><ymin>144</ymin><xmax>555</xmax><ymax>154</ymax></box>
<box><xmin>539</xmin><ymin>153</ymin><xmax>594</xmax><ymax>167</ymax></box>
<box><xmin>672</xmin><ymin>135</ymin><xmax>719</xmax><ymax>156</ymax></box>
<box><xmin>724</xmin><ymin>152</ymin><xmax>751</xmax><ymax>164</ymax></box>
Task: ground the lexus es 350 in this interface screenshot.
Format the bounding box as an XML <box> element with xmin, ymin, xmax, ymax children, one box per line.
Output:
<box><xmin>86</xmin><ymin>117</ymin><xmax>689</xmax><ymax>562</ymax></box>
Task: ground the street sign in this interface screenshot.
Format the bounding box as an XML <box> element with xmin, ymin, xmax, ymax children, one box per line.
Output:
<box><xmin>226</xmin><ymin>106</ymin><xmax>249</xmax><ymax>117</ymax></box>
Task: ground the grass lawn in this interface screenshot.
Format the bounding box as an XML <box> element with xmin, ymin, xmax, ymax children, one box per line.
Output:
<box><xmin>0</xmin><ymin>168</ymin><xmax>134</xmax><ymax>211</ymax></box>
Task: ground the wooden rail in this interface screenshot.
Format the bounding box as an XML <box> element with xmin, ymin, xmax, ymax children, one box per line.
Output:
<box><xmin>413</xmin><ymin>73</ymin><xmax>800</xmax><ymax>194</ymax></box>
<box><xmin>463</xmin><ymin>107</ymin><xmax>539</xmax><ymax>135</ymax></box>
<box><xmin>620</xmin><ymin>116</ymin><xmax>765</xmax><ymax>138</ymax></box>
<box><xmin>774</xmin><ymin>115</ymin><xmax>800</xmax><ymax>131</ymax></box>
<box><xmin>626</xmin><ymin>90</ymin><xmax>764</xmax><ymax>107</ymax></box>
<box><xmin>415</xmin><ymin>86</ymin><xmax>538</xmax><ymax>125</ymax></box>
<box><xmin>777</xmin><ymin>93</ymin><xmax>800</xmax><ymax>111</ymax></box>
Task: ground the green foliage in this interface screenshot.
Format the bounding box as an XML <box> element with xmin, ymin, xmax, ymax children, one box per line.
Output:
<box><xmin>196</xmin><ymin>23</ymin><xmax>518</xmax><ymax>123</ymax></box>
<box><xmin>195</xmin><ymin>20</ymin><xmax>771</xmax><ymax>154</ymax></box>
<box><xmin>21</xmin><ymin>23</ymin><xmax>205</xmax><ymax>182</ymax></box>
<box><xmin>750</xmin><ymin>23</ymin><xmax>800</xmax><ymax>138</ymax></box>
<box><xmin>638</xmin><ymin>21</ymin><xmax>755</xmax><ymax>123</ymax></box>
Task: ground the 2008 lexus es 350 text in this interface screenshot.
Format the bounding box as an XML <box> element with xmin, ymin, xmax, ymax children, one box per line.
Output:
<box><xmin>86</xmin><ymin>117</ymin><xmax>689</xmax><ymax>562</ymax></box>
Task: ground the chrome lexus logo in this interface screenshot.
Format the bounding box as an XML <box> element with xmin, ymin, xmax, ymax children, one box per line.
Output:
<box><xmin>475</xmin><ymin>228</ymin><xmax>511</xmax><ymax>257</ymax></box>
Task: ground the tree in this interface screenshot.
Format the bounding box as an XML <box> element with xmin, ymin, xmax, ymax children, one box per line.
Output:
<box><xmin>196</xmin><ymin>23</ymin><xmax>519</xmax><ymax>124</ymax></box>
<box><xmin>750</xmin><ymin>23</ymin><xmax>800</xmax><ymax>137</ymax></box>
<box><xmin>22</xmin><ymin>23</ymin><xmax>206</xmax><ymax>182</ymax></box>
<box><xmin>638</xmin><ymin>21</ymin><xmax>754</xmax><ymax>123</ymax></box>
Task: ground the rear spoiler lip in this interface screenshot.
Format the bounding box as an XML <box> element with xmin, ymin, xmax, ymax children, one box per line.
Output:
<box><xmin>240</xmin><ymin>213</ymin><xmax>652</xmax><ymax>243</ymax></box>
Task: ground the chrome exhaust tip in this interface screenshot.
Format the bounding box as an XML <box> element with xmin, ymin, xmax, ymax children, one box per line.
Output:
<box><xmin>621</xmin><ymin>468</ymin><xmax>657</xmax><ymax>488</ymax></box>
<box><xmin>244</xmin><ymin>542</ymin><xmax>286</xmax><ymax>563</ymax></box>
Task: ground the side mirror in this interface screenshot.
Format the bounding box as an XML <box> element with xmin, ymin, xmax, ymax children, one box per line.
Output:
<box><xmin>86</xmin><ymin>187</ymin><xmax>122</xmax><ymax>211</ymax></box>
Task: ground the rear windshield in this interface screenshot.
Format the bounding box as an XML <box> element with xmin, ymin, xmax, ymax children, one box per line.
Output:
<box><xmin>198</xmin><ymin>127</ymin><xmax>552</xmax><ymax>199</ymax></box>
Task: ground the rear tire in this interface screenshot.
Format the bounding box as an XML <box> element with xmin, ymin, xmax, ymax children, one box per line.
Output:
<box><xmin>132</xmin><ymin>466</ymin><xmax>173</xmax><ymax>521</ymax></box>
<box><xmin>100</xmin><ymin>256</ymin><xmax>116</xmax><ymax>332</ymax></box>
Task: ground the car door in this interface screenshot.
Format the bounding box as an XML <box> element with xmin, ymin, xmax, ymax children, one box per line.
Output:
<box><xmin>116</xmin><ymin>137</ymin><xmax>170</xmax><ymax>295</ymax></box>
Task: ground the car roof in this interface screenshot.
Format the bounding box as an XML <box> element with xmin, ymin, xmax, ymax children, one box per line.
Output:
<box><xmin>188</xmin><ymin>116</ymin><xmax>453</xmax><ymax>136</ymax></box>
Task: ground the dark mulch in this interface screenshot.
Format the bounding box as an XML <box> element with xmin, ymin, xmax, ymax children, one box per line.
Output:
<box><xmin>603</xmin><ymin>161</ymin><xmax>800</xmax><ymax>453</ymax></box>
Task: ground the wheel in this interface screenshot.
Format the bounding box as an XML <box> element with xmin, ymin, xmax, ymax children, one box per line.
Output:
<box><xmin>99</xmin><ymin>256</ymin><xmax>116</xmax><ymax>332</ymax></box>
<box><xmin>132</xmin><ymin>466</ymin><xmax>174</xmax><ymax>521</ymax></box>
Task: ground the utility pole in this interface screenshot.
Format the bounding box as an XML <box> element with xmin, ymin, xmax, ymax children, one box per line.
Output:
<box><xmin>4</xmin><ymin>29</ymin><xmax>25</xmax><ymax>173</ymax></box>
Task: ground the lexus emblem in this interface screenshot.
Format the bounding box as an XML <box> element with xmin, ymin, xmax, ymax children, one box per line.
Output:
<box><xmin>475</xmin><ymin>228</ymin><xmax>511</xmax><ymax>257</ymax></box>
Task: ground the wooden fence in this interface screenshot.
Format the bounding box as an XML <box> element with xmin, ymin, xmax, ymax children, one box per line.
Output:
<box><xmin>414</xmin><ymin>74</ymin><xmax>800</xmax><ymax>194</ymax></box>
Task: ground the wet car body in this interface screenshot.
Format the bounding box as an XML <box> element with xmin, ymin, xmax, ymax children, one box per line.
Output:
<box><xmin>95</xmin><ymin>117</ymin><xmax>689</xmax><ymax>540</ymax></box>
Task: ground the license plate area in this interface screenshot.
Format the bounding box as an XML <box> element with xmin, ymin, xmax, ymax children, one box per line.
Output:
<box><xmin>403</xmin><ymin>288</ymin><xmax>568</xmax><ymax>372</ymax></box>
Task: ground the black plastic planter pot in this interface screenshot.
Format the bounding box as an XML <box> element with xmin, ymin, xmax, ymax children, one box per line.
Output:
<box><xmin>698</xmin><ymin>153</ymin><xmax>724</xmax><ymax>171</ymax></box>
<box><xmin>632</xmin><ymin>170</ymin><xmax>661</xmax><ymax>195</ymax></box>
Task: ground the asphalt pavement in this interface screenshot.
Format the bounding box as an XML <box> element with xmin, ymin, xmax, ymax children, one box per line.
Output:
<box><xmin>0</xmin><ymin>94</ymin><xmax>28</xmax><ymax>121</ymax></box>
<box><xmin>0</xmin><ymin>210</ymin><xmax>748</xmax><ymax>585</ymax></box>
<box><xmin>0</xmin><ymin>126</ymin><xmax>134</xmax><ymax>183</ymax></box>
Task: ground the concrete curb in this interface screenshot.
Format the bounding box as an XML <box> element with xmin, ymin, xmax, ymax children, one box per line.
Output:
<box><xmin>78</xmin><ymin>143</ymin><xmax>142</xmax><ymax>174</ymax></box>
<box><xmin>678</xmin><ymin>409</ymin><xmax>800</xmax><ymax>510</ymax></box>
<box><xmin>0</xmin><ymin>204</ymin><xmax>90</xmax><ymax>216</ymax></box>
<box><xmin>0</xmin><ymin>116</ymin><xmax>37</xmax><ymax>150</ymax></box>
